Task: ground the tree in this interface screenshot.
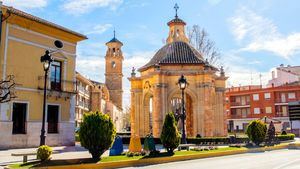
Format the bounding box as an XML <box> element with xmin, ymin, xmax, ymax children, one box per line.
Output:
<box><xmin>187</xmin><ymin>25</ymin><xmax>221</xmax><ymax>66</ymax></box>
<box><xmin>160</xmin><ymin>112</ymin><xmax>180</xmax><ymax>154</ymax></box>
<box><xmin>122</xmin><ymin>106</ymin><xmax>131</xmax><ymax>131</ymax></box>
<box><xmin>246</xmin><ymin>120</ymin><xmax>267</xmax><ymax>146</ymax></box>
<box><xmin>266</xmin><ymin>121</ymin><xmax>276</xmax><ymax>146</ymax></box>
<box><xmin>79</xmin><ymin>112</ymin><xmax>116</xmax><ymax>161</ymax></box>
<box><xmin>0</xmin><ymin>75</ymin><xmax>16</xmax><ymax>103</ymax></box>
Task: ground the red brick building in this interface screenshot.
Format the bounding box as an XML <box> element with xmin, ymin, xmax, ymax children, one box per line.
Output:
<box><xmin>226</xmin><ymin>84</ymin><xmax>300</xmax><ymax>134</ymax></box>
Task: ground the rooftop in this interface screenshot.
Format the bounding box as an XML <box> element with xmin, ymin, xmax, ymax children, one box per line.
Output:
<box><xmin>3</xmin><ymin>5</ymin><xmax>87</xmax><ymax>40</ymax></box>
<box><xmin>139</xmin><ymin>41</ymin><xmax>206</xmax><ymax>71</ymax></box>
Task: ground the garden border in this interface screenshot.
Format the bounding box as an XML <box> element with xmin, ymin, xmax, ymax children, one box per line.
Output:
<box><xmin>34</xmin><ymin>143</ymin><xmax>291</xmax><ymax>169</ymax></box>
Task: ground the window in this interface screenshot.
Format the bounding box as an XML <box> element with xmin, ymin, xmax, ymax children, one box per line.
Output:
<box><xmin>47</xmin><ymin>105</ymin><xmax>59</xmax><ymax>133</ymax></box>
<box><xmin>264</xmin><ymin>93</ymin><xmax>271</xmax><ymax>100</ymax></box>
<box><xmin>253</xmin><ymin>94</ymin><xmax>259</xmax><ymax>101</ymax></box>
<box><xmin>111</xmin><ymin>61</ymin><xmax>116</xmax><ymax>68</ymax></box>
<box><xmin>265</xmin><ymin>107</ymin><xmax>272</xmax><ymax>114</ymax></box>
<box><xmin>50</xmin><ymin>61</ymin><xmax>62</xmax><ymax>91</ymax></box>
<box><xmin>254</xmin><ymin>108</ymin><xmax>260</xmax><ymax>114</ymax></box>
<box><xmin>282</xmin><ymin>106</ymin><xmax>287</xmax><ymax>116</ymax></box>
<box><xmin>12</xmin><ymin>103</ymin><xmax>27</xmax><ymax>134</ymax></box>
<box><xmin>242</xmin><ymin>108</ymin><xmax>247</xmax><ymax>117</ymax></box>
<box><xmin>288</xmin><ymin>92</ymin><xmax>296</xmax><ymax>99</ymax></box>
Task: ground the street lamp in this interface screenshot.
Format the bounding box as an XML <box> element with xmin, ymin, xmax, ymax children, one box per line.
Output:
<box><xmin>39</xmin><ymin>40</ymin><xmax>63</xmax><ymax>146</ymax></box>
<box><xmin>178</xmin><ymin>75</ymin><xmax>187</xmax><ymax>144</ymax></box>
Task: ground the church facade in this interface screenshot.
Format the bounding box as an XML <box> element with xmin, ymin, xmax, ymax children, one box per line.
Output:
<box><xmin>129</xmin><ymin>11</ymin><xmax>228</xmax><ymax>138</ymax></box>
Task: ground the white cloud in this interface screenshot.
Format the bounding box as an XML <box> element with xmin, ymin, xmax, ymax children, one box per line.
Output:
<box><xmin>229</xmin><ymin>7</ymin><xmax>300</xmax><ymax>59</ymax></box>
<box><xmin>85</xmin><ymin>24</ymin><xmax>113</xmax><ymax>35</ymax></box>
<box><xmin>62</xmin><ymin>0</ymin><xmax>123</xmax><ymax>15</ymax></box>
<box><xmin>222</xmin><ymin>52</ymin><xmax>270</xmax><ymax>87</ymax></box>
<box><xmin>2</xmin><ymin>0</ymin><xmax>47</xmax><ymax>9</ymax></box>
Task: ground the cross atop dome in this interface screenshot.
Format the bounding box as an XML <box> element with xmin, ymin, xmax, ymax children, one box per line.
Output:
<box><xmin>166</xmin><ymin>3</ymin><xmax>188</xmax><ymax>43</ymax></box>
<box><xmin>174</xmin><ymin>3</ymin><xmax>179</xmax><ymax>18</ymax></box>
<box><xmin>106</xmin><ymin>29</ymin><xmax>123</xmax><ymax>45</ymax></box>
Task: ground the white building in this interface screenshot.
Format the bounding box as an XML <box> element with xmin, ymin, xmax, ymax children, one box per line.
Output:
<box><xmin>268</xmin><ymin>64</ymin><xmax>300</xmax><ymax>87</ymax></box>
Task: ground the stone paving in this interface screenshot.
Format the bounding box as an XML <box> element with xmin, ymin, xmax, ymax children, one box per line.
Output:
<box><xmin>0</xmin><ymin>143</ymin><xmax>91</xmax><ymax>166</ymax></box>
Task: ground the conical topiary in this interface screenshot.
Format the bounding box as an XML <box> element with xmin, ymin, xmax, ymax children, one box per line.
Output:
<box><xmin>160</xmin><ymin>112</ymin><xmax>180</xmax><ymax>154</ymax></box>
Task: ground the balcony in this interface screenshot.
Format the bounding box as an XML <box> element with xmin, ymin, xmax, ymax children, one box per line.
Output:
<box><xmin>77</xmin><ymin>86</ymin><xmax>90</xmax><ymax>97</ymax></box>
<box><xmin>230</xmin><ymin>102</ymin><xmax>250</xmax><ymax>108</ymax></box>
<box><xmin>38</xmin><ymin>76</ymin><xmax>76</xmax><ymax>97</ymax></box>
<box><xmin>228</xmin><ymin>114</ymin><xmax>243</xmax><ymax>119</ymax></box>
<box><xmin>275</xmin><ymin>112</ymin><xmax>288</xmax><ymax>117</ymax></box>
<box><xmin>76</xmin><ymin>101</ymin><xmax>90</xmax><ymax>110</ymax></box>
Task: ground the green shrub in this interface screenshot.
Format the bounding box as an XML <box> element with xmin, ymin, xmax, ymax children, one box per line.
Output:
<box><xmin>37</xmin><ymin>145</ymin><xmax>52</xmax><ymax>161</ymax></box>
<box><xmin>246</xmin><ymin>120</ymin><xmax>267</xmax><ymax>146</ymax></box>
<box><xmin>79</xmin><ymin>112</ymin><xmax>116</xmax><ymax>161</ymax></box>
<box><xmin>160</xmin><ymin>112</ymin><xmax>180</xmax><ymax>154</ymax></box>
<box><xmin>277</xmin><ymin>133</ymin><xmax>295</xmax><ymax>141</ymax></box>
<box><xmin>281</xmin><ymin>131</ymin><xmax>287</xmax><ymax>135</ymax></box>
<box><xmin>265</xmin><ymin>121</ymin><xmax>276</xmax><ymax>146</ymax></box>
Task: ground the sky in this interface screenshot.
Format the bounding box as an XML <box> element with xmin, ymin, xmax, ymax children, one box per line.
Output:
<box><xmin>3</xmin><ymin>0</ymin><xmax>300</xmax><ymax>108</ymax></box>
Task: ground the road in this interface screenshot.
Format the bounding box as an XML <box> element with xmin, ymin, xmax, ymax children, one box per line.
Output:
<box><xmin>121</xmin><ymin>149</ymin><xmax>300</xmax><ymax>169</ymax></box>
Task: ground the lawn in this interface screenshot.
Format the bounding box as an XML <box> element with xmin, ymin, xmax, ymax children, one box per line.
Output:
<box><xmin>8</xmin><ymin>147</ymin><xmax>245</xmax><ymax>168</ymax></box>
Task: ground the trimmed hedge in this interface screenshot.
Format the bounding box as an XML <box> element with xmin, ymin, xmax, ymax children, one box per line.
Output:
<box><xmin>119</xmin><ymin>134</ymin><xmax>294</xmax><ymax>145</ymax></box>
<box><xmin>276</xmin><ymin>134</ymin><xmax>295</xmax><ymax>141</ymax></box>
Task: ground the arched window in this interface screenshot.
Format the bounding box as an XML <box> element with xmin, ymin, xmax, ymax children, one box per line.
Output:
<box><xmin>111</xmin><ymin>61</ymin><xmax>116</xmax><ymax>68</ymax></box>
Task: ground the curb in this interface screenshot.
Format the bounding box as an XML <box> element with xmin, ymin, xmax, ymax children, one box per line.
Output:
<box><xmin>35</xmin><ymin>144</ymin><xmax>292</xmax><ymax>169</ymax></box>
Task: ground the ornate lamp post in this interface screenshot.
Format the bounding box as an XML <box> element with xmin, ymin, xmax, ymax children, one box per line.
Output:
<box><xmin>39</xmin><ymin>40</ymin><xmax>63</xmax><ymax>146</ymax></box>
<box><xmin>178</xmin><ymin>75</ymin><xmax>187</xmax><ymax>144</ymax></box>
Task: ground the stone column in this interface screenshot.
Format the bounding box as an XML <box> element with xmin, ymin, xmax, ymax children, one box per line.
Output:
<box><xmin>215</xmin><ymin>87</ymin><xmax>227</xmax><ymax>136</ymax></box>
<box><xmin>152</xmin><ymin>84</ymin><xmax>163</xmax><ymax>138</ymax></box>
<box><xmin>130</xmin><ymin>89</ymin><xmax>142</xmax><ymax>137</ymax></box>
<box><xmin>203</xmin><ymin>82</ymin><xmax>214</xmax><ymax>137</ymax></box>
<box><xmin>196</xmin><ymin>83</ymin><xmax>205</xmax><ymax>136</ymax></box>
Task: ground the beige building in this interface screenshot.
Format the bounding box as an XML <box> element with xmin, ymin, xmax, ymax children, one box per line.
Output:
<box><xmin>129</xmin><ymin>12</ymin><xmax>227</xmax><ymax>138</ymax></box>
<box><xmin>75</xmin><ymin>71</ymin><xmax>124</xmax><ymax>132</ymax></box>
<box><xmin>0</xmin><ymin>5</ymin><xmax>87</xmax><ymax>148</ymax></box>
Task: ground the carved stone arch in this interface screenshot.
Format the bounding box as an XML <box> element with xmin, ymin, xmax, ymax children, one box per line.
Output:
<box><xmin>167</xmin><ymin>87</ymin><xmax>197</xmax><ymax>112</ymax></box>
<box><xmin>167</xmin><ymin>86</ymin><xmax>198</xmax><ymax>137</ymax></box>
<box><xmin>142</xmin><ymin>91</ymin><xmax>154</xmax><ymax>136</ymax></box>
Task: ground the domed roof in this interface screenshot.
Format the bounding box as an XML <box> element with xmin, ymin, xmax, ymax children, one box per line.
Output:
<box><xmin>139</xmin><ymin>41</ymin><xmax>205</xmax><ymax>71</ymax></box>
<box><xmin>106</xmin><ymin>37</ymin><xmax>123</xmax><ymax>45</ymax></box>
<box><xmin>167</xmin><ymin>17</ymin><xmax>186</xmax><ymax>26</ymax></box>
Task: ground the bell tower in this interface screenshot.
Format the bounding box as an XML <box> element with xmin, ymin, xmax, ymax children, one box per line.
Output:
<box><xmin>105</xmin><ymin>31</ymin><xmax>123</xmax><ymax>109</ymax></box>
<box><xmin>166</xmin><ymin>3</ymin><xmax>189</xmax><ymax>44</ymax></box>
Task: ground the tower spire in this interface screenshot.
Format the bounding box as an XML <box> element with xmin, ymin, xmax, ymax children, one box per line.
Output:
<box><xmin>113</xmin><ymin>28</ymin><xmax>116</xmax><ymax>39</ymax></box>
<box><xmin>174</xmin><ymin>3</ymin><xmax>179</xmax><ymax>18</ymax></box>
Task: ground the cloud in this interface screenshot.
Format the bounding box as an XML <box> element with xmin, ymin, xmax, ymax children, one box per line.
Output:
<box><xmin>2</xmin><ymin>0</ymin><xmax>47</xmax><ymax>9</ymax></box>
<box><xmin>62</xmin><ymin>0</ymin><xmax>123</xmax><ymax>15</ymax></box>
<box><xmin>229</xmin><ymin>7</ymin><xmax>300</xmax><ymax>59</ymax></box>
<box><xmin>76</xmin><ymin>55</ymin><xmax>105</xmax><ymax>82</ymax></box>
<box><xmin>85</xmin><ymin>24</ymin><xmax>113</xmax><ymax>35</ymax></box>
<box><xmin>222</xmin><ymin>51</ymin><xmax>270</xmax><ymax>87</ymax></box>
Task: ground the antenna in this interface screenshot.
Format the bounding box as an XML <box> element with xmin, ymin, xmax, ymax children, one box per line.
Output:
<box><xmin>250</xmin><ymin>71</ymin><xmax>253</xmax><ymax>85</ymax></box>
<box><xmin>259</xmin><ymin>73</ymin><xmax>262</xmax><ymax>86</ymax></box>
